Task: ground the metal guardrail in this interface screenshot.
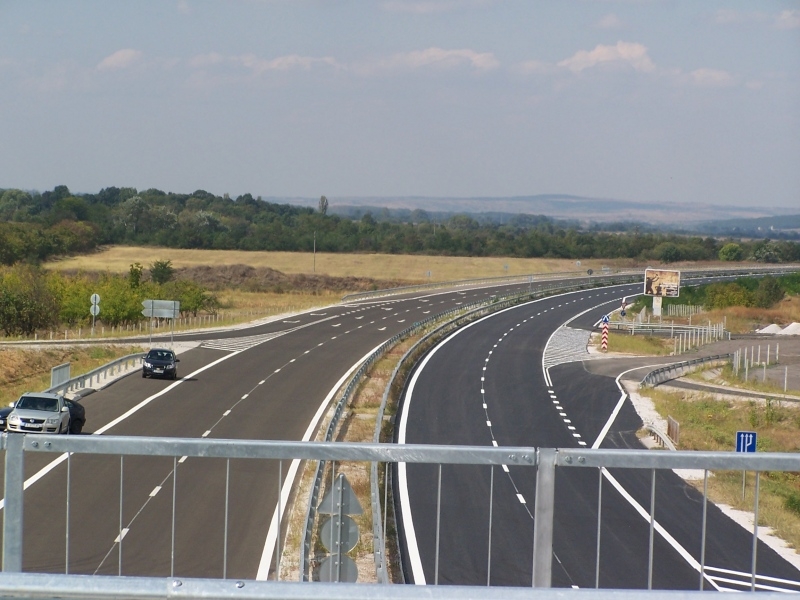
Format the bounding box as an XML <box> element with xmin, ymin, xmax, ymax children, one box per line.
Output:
<box><xmin>2</xmin><ymin>434</ymin><xmax>800</xmax><ymax>597</ymax></box>
<box><xmin>341</xmin><ymin>264</ymin><xmax>800</xmax><ymax>303</ymax></box>
<box><xmin>340</xmin><ymin>270</ymin><xmax>639</xmax><ymax>303</ymax></box>
<box><xmin>639</xmin><ymin>354</ymin><xmax>732</xmax><ymax>388</ymax></box>
<box><xmin>44</xmin><ymin>353</ymin><xmax>146</xmax><ymax>397</ymax></box>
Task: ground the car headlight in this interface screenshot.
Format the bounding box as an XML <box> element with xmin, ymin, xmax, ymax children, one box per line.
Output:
<box><xmin>46</xmin><ymin>417</ymin><xmax>61</xmax><ymax>425</ymax></box>
<box><xmin>8</xmin><ymin>415</ymin><xmax>19</xmax><ymax>423</ymax></box>
<box><xmin>144</xmin><ymin>361</ymin><xmax>152</xmax><ymax>368</ymax></box>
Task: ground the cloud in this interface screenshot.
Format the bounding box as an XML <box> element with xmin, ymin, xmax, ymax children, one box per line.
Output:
<box><xmin>188</xmin><ymin>52</ymin><xmax>340</xmax><ymax>75</ymax></box>
<box><xmin>775</xmin><ymin>9</ymin><xmax>800</xmax><ymax>29</ymax></box>
<box><xmin>514</xmin><ymin>59</ymin><xmax>554</xmax><ymax>75</ymax></box>
<box><xmin>594</xmin><ymin>14</ymin><xmax>623</xmax><ymax>29</ymax></box>
<box><xmin>97</xmin><ymin>49</ymin><xmax>143</xmax><ymax>71</ymax></box>
<box><xmin>235</xmin><ymin>54</ymin><xmax>340</xmax><ymax>73</ymax></box>
<box><xmin>381</xmin><ymin>0</ymin><xmax>492</xmax><ymax>14</ymax></box>
<box><xmin>557</xmin><ymin>41</ymin><xmax>655</xmax><ymax>74</ymax></box>
<box><xmin>376</xmin><ymin>47</ymin><xmax>499</xmax><ymax>71</ymax></box>
<box><xmin>689</xmin><ymin>68</ymin><xmax>735</xmax><ymax>87</ymax></box>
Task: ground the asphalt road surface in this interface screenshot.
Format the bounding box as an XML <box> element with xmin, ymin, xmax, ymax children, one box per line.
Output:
<box><xmin>0</xmin><ymin>277</ymin><xmax>581</xmax><ymax>580</ymax></box>
<box><xmin>396</xmin><ymin>282</ymin><xmax>800</xmax><ymax>591</ymax></box>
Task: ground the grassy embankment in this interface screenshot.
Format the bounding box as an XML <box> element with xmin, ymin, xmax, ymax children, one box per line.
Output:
<box><xmin>0</xmin><ymin>345</ymin><xmax>144</xmax><ymax>407</ymax></box>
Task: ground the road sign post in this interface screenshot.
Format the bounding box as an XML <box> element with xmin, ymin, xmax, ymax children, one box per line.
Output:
<box><xmin>736</xmin><ymin>430</ymin><xmax>757</xmax><ymax>500</ymax></box>
<box><xmin>142</xmin><ymin>300</ymin><xmax>180</xmax><ymax>347</ymax></box>
<box><xmin>90</xmin><ymin>293</ymin><xmax>100</xmax><ymax>336</ymax></box>
<box><xmin>601</xmin><ymin>314</ymin><xmax>609</xmax><ymax>352</ymax></box>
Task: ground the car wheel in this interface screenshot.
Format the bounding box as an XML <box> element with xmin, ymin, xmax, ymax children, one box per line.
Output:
<box><xmin>142</xmin><ymin>371</ymin><xmax>147</xmax><ymax>378</ymax></box>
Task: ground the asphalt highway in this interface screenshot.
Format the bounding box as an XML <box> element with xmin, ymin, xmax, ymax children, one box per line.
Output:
<box><xmin>396</xmin><ymin>282</ymin><xmax>800</xmax><ymax>590</ymax></box>
<box><xmin>0</xmin><ymin>277</ymin><xmax>579</xmax><ymax>580</ymax></box>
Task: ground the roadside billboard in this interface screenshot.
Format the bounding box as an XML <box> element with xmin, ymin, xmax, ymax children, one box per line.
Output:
<box><xmin>644</xmin><ymin>268</ymin><xmax>680</xmax><ymax>298</ymax></box>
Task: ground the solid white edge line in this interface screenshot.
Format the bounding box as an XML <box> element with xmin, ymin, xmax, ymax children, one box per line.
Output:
<box><xmin>0</xmin><ymin>351</ymin><xmax>242</xmax><ymax>511</ymax></box>
<box><xmin>398</xmin><ymin>297</ymin><xmax>558</xmax><ymax>585</ymax></box>
<box><xmin>256</xmin><ymin>341</ymin><xmax>385</xmax><ymax>581</ymax></box>
<box><xmin>562</xmin><ymin>341</ymin><xmax>721</xmax><ymax>587</ymax></box>
<box><xmin>601</xmin><ymin>468</ymin><xmax>722</xmax><ymax>591</ymax></box>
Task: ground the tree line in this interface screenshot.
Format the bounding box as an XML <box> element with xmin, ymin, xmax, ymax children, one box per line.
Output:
<box><xmin>2</xmin><ymin>185</ymin><xmax>800</xmax><ymax>265</ymax></box>
<box><xmin>0</xmin><ymin>261</ymin><xmax>218</xmax><ymax>337</ymax></box>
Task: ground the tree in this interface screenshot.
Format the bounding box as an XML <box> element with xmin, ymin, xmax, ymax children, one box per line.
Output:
<box><xmin>150</xmin><ymin>260</ymin><xmax>175</xmax><ymax>284</ymax></box>
<box><xmin>129</xmin><ymin>262</ymin><xmax>144</xmax><ymax>288</ymax></box>
<box><xmin>318</xmin><ymin>195</ymin><xmax>329</xmax><ymax>215</ymax></box>
<box><xmin>718</xmin><ymin>243</ymin><xmax>743</xmax><ymax>262</ymax></box>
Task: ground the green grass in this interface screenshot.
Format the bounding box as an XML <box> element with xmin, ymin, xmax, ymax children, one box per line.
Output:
<box><xmin>604</xmin><ymin>332</ymin><xmax>672</xmax><ymax>356</ymax></box>
<box><xmin>646</xmin><ymin>387</ymin><xmax>800</xmax><ymax>549</ymax></box>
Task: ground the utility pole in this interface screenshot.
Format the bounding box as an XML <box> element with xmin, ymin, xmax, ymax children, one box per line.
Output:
<box><xmin>313</xmin><ymin>231</ymin><xmax>316</xmax><ymax>273</ymax></box>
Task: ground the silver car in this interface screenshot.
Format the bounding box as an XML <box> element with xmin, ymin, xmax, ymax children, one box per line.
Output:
<box><xmin>6</xmin><ymin>392</ymin><xmax>71</xmax><ymax>434</ymax></box>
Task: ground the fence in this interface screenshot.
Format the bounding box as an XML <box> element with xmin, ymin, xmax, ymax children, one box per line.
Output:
<box><xmin>2</xmin><ymin>434</ymin><xmax>800</xmax><ymax>597</ymax></box>
<box><xmin>664</xmin><ymin>304</ymin><xmax>705</xmax><ymax>318</ymax></box>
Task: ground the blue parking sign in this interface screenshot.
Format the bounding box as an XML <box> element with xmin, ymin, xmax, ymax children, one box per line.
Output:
<box><xmin>736</xmin><ymin>431</ymin><xmax>757</xmax><ymax>453</ymax></box>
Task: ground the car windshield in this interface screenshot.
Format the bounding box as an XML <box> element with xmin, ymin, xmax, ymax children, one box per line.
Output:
<box><xmin>16</xmin><ymin>396</ymin><xmax>59</xmax><ymax>412</ymax></box>
<box><xmin>146</xmin><ymin>350</ymin><xmax>173</xmax><ymax>361</ymax></box>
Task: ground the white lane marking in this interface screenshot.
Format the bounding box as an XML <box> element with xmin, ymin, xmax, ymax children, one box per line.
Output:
<box><xmin>502</xmin><ymin>465</ymin><xmax>509</xmax><ymax>473</ymax></box>
<box><xmin>378</xmin><ymin>327</ymin><xmax>387</xmax><ymax>331</ymax></box>
<box><xmin>332</xmin><ymin>323</ymin><xmax>341</xmax><ymax>327</ymax></box>
<box><xmin>257</xmin><ymin>342</ymin><xmax>386</xmax><ymax>580</ymax></box>
<box><xmin>492</xmin><ymin>440</ymin><xmax>498</xmax><ymax>447</ymax></box>
<box><xmin>202</xmin><ymin>430</ymin><xmax>211</xmax><ymax>438</ymax></box>
<box><xmin>223</xmin><ymin>410</ymin><xmax>231</xmax><ymax>416</ymax></box>
<box><xmin>178</xmin><ymin>456</ymin><xmax>187</xmax><ymax>464</ymax></box>
<box><xmin>114</xmin><ymin>528</ymin><xmax>129</xmax><ymax>543</ymax></box>
<box><xmin>150</xmin><ymin>486</ymin><xmax>161</xmax><ymax>497</ymax></box>
<box><xmin>290</xmin><ymin>359</ymin><xmax>295</xmax><ymax>363</ymax></box>
<box><xmin>592</xmin><ymin>363</ymin><xmax>665</xmax><ymax>450</ymax></box>
<box><xmin>486</xmin><ymin>421</ymin><xmax>492</xmax><ymax>427</ymax></box>
<box><xmin>601</xmin><ymin>468</ymin><xmax>722</xmax><ymax>591</ymax></box>
<box><xmin>517</xmin><ymin>494</ymin><xmax>526</xmax><ymax>504</ymax></box>
<box><xmin>274</xmin><ymin>368</ymin><xmax>281</xmax><ymax>373</ymax></box>
<box><xmin>331</xmin><ymin>336</ymin><xmax>337</xmax><ymax>340</ymax></box>
<box><xmin>242</xmin><ymin>394</ymin><xmax>249</xmax><ymax>399</ymax></box>
<box><xmin>397</xmin><ymin>299</ymin><xmax>548</xmax><ymax>585</ymax></box>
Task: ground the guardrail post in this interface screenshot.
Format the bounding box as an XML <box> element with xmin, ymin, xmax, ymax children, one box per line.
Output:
<box><xmin>3</xmin><ymin>433</ymin><xmax>25</xmax><ymax>572</ymax></box>
<box><xmin>532</xmin><ymin>448</ymin><xmax>556</xmax><ymax>587</ymax></box>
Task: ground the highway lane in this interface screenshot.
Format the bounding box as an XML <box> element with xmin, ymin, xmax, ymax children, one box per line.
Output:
<box><xmin>397</xmin><ymin>282</ymin><xmax>800</xmax><ymax>590</ymax></box>
<box><xmin>1</xmin><ymin>277</ymin><xmax>579</xmax><ymax>579</ymax></box>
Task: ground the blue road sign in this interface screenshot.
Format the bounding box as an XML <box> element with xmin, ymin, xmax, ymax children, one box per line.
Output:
<box><xmin>736</xmin><ymin>431</ymin><xmax>757</xmax><ymax>453</ymax></box>
<box><xmin>601</xmin><ymin>315</ymin><xmax>610</xmax><ymax>324</ymax></box>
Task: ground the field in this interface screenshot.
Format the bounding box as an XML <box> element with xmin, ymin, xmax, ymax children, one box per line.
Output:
<box><xmin>45</xmin><ymin>246</ymin><xmax>624</xmax><ymax>282</ymax></box>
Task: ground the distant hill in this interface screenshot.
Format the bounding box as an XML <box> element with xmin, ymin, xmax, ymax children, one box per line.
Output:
<box><xmin>266</xmin><ymin>194</ymin><xmax>795</xmax><ymax>226</ymax></box>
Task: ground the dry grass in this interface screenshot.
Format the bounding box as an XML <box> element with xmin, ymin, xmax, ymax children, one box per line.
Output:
<box><xmin>46</xmin><ymin>246</ymin><xmax>623</xmax><ymax>282</ymax></box>
<box><xmin>0</xmin><ymin>345</ymin><xmax>143</xmax><ymax>406</ymax></box>
<box><xmin>648</xmin><ymin>387</ymin><xmax>800</xmax><ymax>549</ymax></box>
<box><xmin>598</xmin><ymin>332</ymin><xmax>673</xmax><ymax>356</ymax></box>
<box><xmin>709</xmin><ymin>297</ymin><xmax>800</xmax><ymax>334</ymax></box>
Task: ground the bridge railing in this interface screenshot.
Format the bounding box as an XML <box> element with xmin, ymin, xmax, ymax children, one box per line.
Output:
<box><xmin>2</xmin><ymin>433</ymin><xmax>799</xmax><ymax>597</ymax></box>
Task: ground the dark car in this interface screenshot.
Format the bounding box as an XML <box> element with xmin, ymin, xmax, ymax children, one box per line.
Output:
<box><xmin>1</xmin><ymin>394</ymin><xmax>86</xmax><ymax>434</ymax></box>
<box><xmin>142</xmin><ymin>348</ymin><xmax>180</xmax><ymax>380</ymax></box>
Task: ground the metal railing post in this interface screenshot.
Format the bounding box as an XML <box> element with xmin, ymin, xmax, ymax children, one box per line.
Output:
<box><xmin>532</xmin><ymin>448</ymin><xmax>555</xmax><ymax>588</ymax></box>
<box><xmin>3</xmin><ymin>433</ymin><xmax>25</xmax><ymax>572</ymax></box>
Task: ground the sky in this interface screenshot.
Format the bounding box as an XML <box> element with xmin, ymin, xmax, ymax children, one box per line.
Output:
<box><xmin>1</xmin><ymin>1</ymin><xmax>799</xmax><ymax>210</ymax></box>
